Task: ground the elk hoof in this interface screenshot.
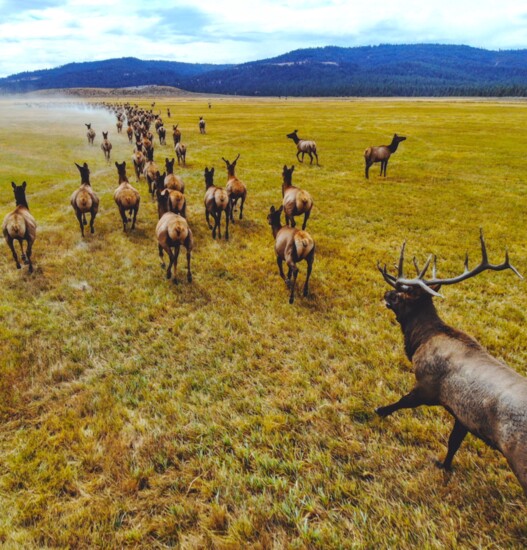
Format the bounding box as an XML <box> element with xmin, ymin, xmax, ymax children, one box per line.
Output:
<box><xmin>16</xmin><ymin>263</ymin><xmax>21</xmax><ymax>269</ymax></box>
<box><xmin>173</xmin><ymin>278</ymin><xmax>179</xmax><ymax>285</ymax></box>
<box><xmin>187</xmin><ymin>274</ymin><xmax>192</xmax><ymax>283</ymax></box>
<box><xmin>289</xmin><ymin>296</ymin><xmax>295</xmax><ymax>304</ymax></box>
<box><xmin>90</xmin><ymin>227</ymin><xmax>95</xmax><ymax>234</ymax></box>
<box><xmin>375</xmin><ymin>406</ymin><xmax>391</xmax><ymax>418</ymax></box>
<box><xmin>434</xmin><ymin>459</ymin><xmax>452</xmax><ymax>472</ymax></box>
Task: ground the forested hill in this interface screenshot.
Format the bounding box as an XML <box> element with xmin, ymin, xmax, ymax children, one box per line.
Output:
<box><xmin>3</xmin><ymin>45</ymin><xmax>527</xmax><ymax>96</ymax></box>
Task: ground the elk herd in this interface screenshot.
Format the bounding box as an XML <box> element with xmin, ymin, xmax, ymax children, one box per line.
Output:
<box><xmin>2</xmin><ymin>100</ymin><xmax>527</xmax><ymax>498</ymax></box>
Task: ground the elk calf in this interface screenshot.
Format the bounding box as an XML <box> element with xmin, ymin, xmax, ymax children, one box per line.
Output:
<box><xmin>281</xmin><ymin>165</ymin><xmax>313</xmax><ymax>230</ymax></box>
<box><xmin>286</xmin><ymin>130</ymin><xmax>318</xmax><ymax>165</ymax></box>
<box><xmin>70</xmin><ymin>162</ymin><xmax>99</xmax><ymax>237</ymax></box>
<box><xmin>364</xmin><ymin>133</ymin><xmax>406</xmax><ymax>179</ymax></box>
<box><xmin>267</xmin><ymin>205</ymin><xmax>315</xmax><ymax>304</ymax></box>
<box><xmin>222</xmin><ymin>155</ymin><xmax>247</xmax><ymax>223</ymax></box>
<box><xmin>114</xmin><ymin>161</ymin><xmax>140</xmax><ymax>232</ymax></box>
<box><xmin>3</xmin><ymin>182</ymin><xmax>37</xmax><ymax>273</ymax></box>
<box><xmin>204</xmin><ymin>167</ymin><xmax>230</xmax><ymax>240</ymax></box>
<box><xmin>377</xmin><ymin>231</ymin><xmax>526</xmax><ymax>495</ymax></box>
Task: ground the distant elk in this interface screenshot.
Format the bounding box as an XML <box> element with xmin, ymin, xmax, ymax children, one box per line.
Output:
<box><xmin>364</xmin><ymin>133</ymin><xmax>406</xmax><ymax>179</ymax></box>
<box><xmin>267</xmin><ymin>205</ymin><xmax>315</xmax><ymax>304</ymax></box>
<box><xmin>132</xmin><ymin>141</ymin><xmax>146</xmax><ymax>182</ymax></box>
<box><xmin>70</xmin><ymin>162</ymin><xmax>99</xmax><ymax>237</ymax></box>
<box><xmin>172</xmin><ymin>124</ymin><xmax>181</xmax><ymax>145</ymax></box>
<box><xmin>222</xmin><ymin>154</ymin><xmax>247</xmax><ymax>222</ymax></box>
<box><xmin>100</xmin><ymin>131</ymin><xmax>112</xmax><ymax>162</ymax></box>
<box><xmin>175</xmin><ymin>142</ymin><xmax>187</xmax><ymax>166</ymax></box>
<box><xmin>377</xmin><ymin>231</ymin><xmax>527</xmax><ymax>494</ymax></box>
<box><xmin>158</xmin><ymin>125</ymin><xmax>166</xmax><ymax>145</ymax></box>
<box><xmin>116</xmin><ymin>119</ymin><xmax>123</xmax><ymax>134</ymax></box>
<box><xmin>126</xmin><ymin>124</ymin><xmax>134</xmax><ymax>143</ymax></box>
<box><xmin>3</xmin><ymin>181</ymin><xmax>37</xmax><ymax>274</ymax></box>
<box><xmin>281</xmin><ymin>165</ymin><xmax>313</xmax><ymax>230</ymax></box>
<box><xmin>204</xmin><ymin>167</ymin><xmax>230</xmax><ymax>240</ymax></box>
<box><xmin>286</xmin><ymin>130</ymin><xmax>318</xmax><ymax>165</ymax></box>
<box><xmin>85</xmin><ymin>123</ymin><xmax>96</xmax><ymax>145</ymax></box>
<box><xmin>199</xmin><ymin>117</ymin><xmax>206</xmax><ymax>134</ymax></box>
<box><xmin>114</xmin><ymin>161</ymin><xmax>140</xmax><ymax>232</ymax></box>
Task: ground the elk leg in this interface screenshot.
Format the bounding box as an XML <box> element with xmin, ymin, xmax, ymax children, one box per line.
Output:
<box><xmin>375</xmin><ymin>387</ymin><xmax>427</xmax><ymax>417</ymax></box>
<box><xmin>314</xmin><ymin>151</ymin><xmax>319</xmax><ymax>165</ymax></box>
<box><xmin>6</xmin><ymin>237</ymin><xmax>21</xmax><ymax>269</ymax></box>
<box><xmin>19</xmin><ymin>240</ymin><xmax>27</xmax><ymax>263</ymax></box>
<box><xmin>288</xmin><ymin>267</ymin><xmax>298</xmax><ymax>304</ymax></box>
<box><xmin>25</xmin><ymin>239</ymin><xmax>33</xmax><ymax>274</ymax></box>
<box><xmin>158</xmin><ymin>244</ymin><xmax>166</xmax><ymax>268</ymax></box>
<box><xmin>76</xmin><ymin>211</ymin><xmax>85</xmax><ymax>237</ymax></box>
<box><xmin>365</xmin><ymin>161</ymin><xmax>371</xmax><ymax>179</ymax></box>
<box><xmin>230</xmin><ymin>199</ymin><xmax>236</xmax><ymax>224</ymax></box>
<box><xmin>90</xmin><ymin>210</ymin><xmax>96</xmax><ymax>234</ymax></box>
<box><xmin>206</xmin><ymin>210</ymin><xmax>213</xmax><ymax>230</ymax></box>
<box><xmin>239</xmin><ymin>196</ymin><xmax>244</xmax><ymax>220</ymax></box>
<box><xmin>164</xmin><ymin>246</ymin><xmax>175</xmax><ymax>280</ymax></box>
<box><xmin>302</xmin><ymin>210</ymin><xmax>310</xmax><ymax>230</ymax></box>
<box><xmin>82</xmin><ymin>213</ymin><xmax>87</xmax><ymax>226</ymax></box>
<box><xmin>186</xmin><ymin>246</ymin><xmax>192</xmax><ymax>283</ymax></box>
<box><xmin>225</xmin><ymin>206</ymin><xmax>230</xmax><ymax>241</ymax></box>
<box><xmin>119</xmin><ymin>207</ymin><xmax>128</xmax><ymax>232</ymax></box>
<box><xmin>131</xmin><ymin>206</ymin><xmax>138</xmax><ymax>230</ymax></box>
<box><xmin>277</xmin><ymin>257</ymin><xmax>286</xmax><ymax>281</ymax></box>
<box><xmin>216</xmin><ymin>211</ymin><xmax>222</xmax><ymax>239</ymax></box>
<box><xmin>303</xmin><ymin>252</ymin><xmax>314</xmax><ymax>297</ymax></box>
<box><xmin>296</xmin><ymin>151</ymin><xmax>302</xmax><ymax>163</ymax></box>
<box><xmin>436</xmin><ymin>418</ymin><xmax>468</xmax><ymax>471</ymax></box>
<box><xmin>308</xmin><ymin>152</ymin><xmax>313</xmax><ymax>165</ymax></box>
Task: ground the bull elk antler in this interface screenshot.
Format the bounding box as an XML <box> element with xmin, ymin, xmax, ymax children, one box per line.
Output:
<box><xmin>378</xmin><ymin>229</ymin><xmax>523</xmax><ymax>296</ymax></box>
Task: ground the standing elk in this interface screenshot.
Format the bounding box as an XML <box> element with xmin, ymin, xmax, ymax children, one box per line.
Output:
<box><xmin>199</xmin><ymin>117</ymin><xmax>206</xmax><ymax>134</ymax></box>
<box><xmin>281</xmin><ymin>165</ymin><xmax>313</xmax><ymax>230</ymax></box>
<box><xmin>267</xmin><ymin>205</ymin><xmax>315</xmax><ymax>304</ymax></box>
<box><xmin>114</xmin><ymin>161</ymin><xmax>140</xmax><ymax>232</ymax></box>
<box><xmin>164</xmin><ymin>158</ymin><xmax>185</xmax><ymax>192</ymax></box>
<box><xmin>222</xmin><ymin>154</ymin><xmax>247</xmax><ymax>223</ymax></box>
<box><xmin>204</xmin><ymin>167</ymin><xmax>230</xmax><ymax>240</ymax></box>
<box><xmin>100</xmin><ymin>131</ymin><xmax>112</xmax><ymax>162</ymax></box>
<box><xmin>3</xmin><ymin>181</ymin><xmax>37</xmax><ymax>274</ymax></box>
<box><xmin>286</xmin><ymin>130</ymin><xmax>318</xmax><ymax>165</ymax></box>
<box><xmin>376</xmin><ymin>231</ymin><xmax>527</xmax><ymax>494</ymax></box>
<box><xmin>85</xmin><ymin>123</ymin><xmax>96</xmax><ymax>145</ymax></box>
<box><xmin>70</xmin><ymin>162</ymin><xmax>99</xmax><ymax>237</ymax></box>
<box><xmin>175</xmin><ymin>142</ymin><xmax>187</xmax><ymax>166</ymax></box>
<box><xmin>156</xmin><ymin>211</ymin><xmax>193</xmax><ymax>284</ymax></box>
<box><xmin>364</xmin><ymin>133</ymin><xmax>406</xmax><ymax>179</ymax></box>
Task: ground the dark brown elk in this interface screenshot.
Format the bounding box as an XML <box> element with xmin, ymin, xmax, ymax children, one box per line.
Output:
<box><xmin>114</xmin><ymin>161</ymin><xmax>140</xmax><ymax>232</ymax></box>
<box><xmin>132</xmin><ymin>141</ymin><xmax>145</xmax><ymax>182</ymax></box>
<box><xmin>376</xmin><ymin>231</ymin><xmax>526</xmax><ymax>494</ymax></box>
<box><xmin>267</xmin><ymin>205</ymin><xmax>315</xmax><ymax>304</ymax></box>
<box><xmin>100</xmin><ymin>131</ymin><xmax>112</xmax><ymax>162</ymax></box>
<box><xmin>85</xmin><ymin>123</ymin><xmax>95</xmax><ymax>145</ymax></box>
<box><xmin>364</xmin><ymin>133</ymin><xmax>406</xmax><ymax>179</ymax></box>
<box><xmin>222</xmin><ymin>155</ymin><xmax>247</xmax><ymax>223</ymax></box>
<box><xmin>281</xmin><ymin>165</ymin><xmax>313</xmax><ymax>230</ymax></box>
<box><xmin>156</xmin><ymin>210</ymin><xmax>193</xmax><ymax>284</ymax></box>
<box><xmin>204</xmin><ymin>167</ymin><xmax>230</xmax><ymax>240</ymax></box>
<box><xmin>164</xmin><ymin>158</ymin><xmax>185</xmax><ymax>192</ymax></box>
<box><xmin>286</xmin><ymin>130</ymin><xmax>318</xmax><ymax>165</ymax></box>
<box><xmin>70</xmin><ymin>162</ymin><xmax>99</xmax><ymax>237</ymax></box>
<box><xmin>2</xmin><ymin>182</ymin><xmax>37</xmax><ymax>274</ymax></box>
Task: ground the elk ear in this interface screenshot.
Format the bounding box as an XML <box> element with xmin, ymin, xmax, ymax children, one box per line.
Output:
<box><xmin>115</xmin><ymin>161</ymin><xmax>118</xmax><ymax>167</ymax></box>
<box><xmin>291</xmin><ymin>165</ymin><xmax>295</xmax><ymax>172</ymax></box>
<box><xmin>211</xmin><ymin>167</ymin><xmax>214</xmax><ymax>175</ymax></box>
<box><xmin>278</xmin><ymin>205</ymin><xmax>284</xmax><ymax>213</ymax></box>
<box><xmin>270</xmin><ymin>206</ymin><xmax>276</xmax><ymax>213</ymax></box>
<box><xmin>11</xmin><ymin>182</ymin><xmax>16</xmax><ymax>189</ymax></box>
<box><xmin>22</xmin><ymin>181</ymin><xmax>27</xmax><ymax>189</ymax></box>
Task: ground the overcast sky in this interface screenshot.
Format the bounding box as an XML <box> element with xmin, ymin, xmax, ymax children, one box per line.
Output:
<box><xmin>1</xmin><ymin>0</ymin><xmax>527</xmax><ymax>78</ymax></box>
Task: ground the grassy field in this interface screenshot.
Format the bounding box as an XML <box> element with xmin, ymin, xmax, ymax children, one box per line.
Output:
<box><xmin>0</xmin><ymin>95</ymin><xmax>526</xmax><ymax>548</ymax></box>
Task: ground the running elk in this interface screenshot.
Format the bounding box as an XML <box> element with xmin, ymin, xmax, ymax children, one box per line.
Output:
<box><xmin>286</xmin><ymin>130</ymin><xmax>318</xmax><ymax>165</ymax></box>
<box><xmin>175</xmin><ymin>142</ymin><xmax>187</xmax><ymax>166</ymax></box>
<box><xmin>156</xmin><ymin>211</ymin><xmax>193</xmax><ymax>284</ymax></box>
<box><xmin>70</xmin><ymin>162</ymin><xmax>99</xmax><ymax>237</ymax></box>
<box><xmin>85</xmin><ymin>123</ymin><xmax>95</xmax><ymax>145</ymax></box>
<box><xmin>143</xmin><ymin>148</ymin><xmax>158</xmax><ymax>198</ymax></box>
<box><xmin>172</xmin><ymin>124</ymin><xmax>181</xmax><ymax>145</ymax></box>
<box><xmin>114</xmin><ymin>161</ymin><xmax>140</xmax><ymax>232</ymax></box>
<box><xmin>364</xmin><ymin>133</ymin><xmax>406</xmax><ymax>179</ymax></box>
<box><xmin>156</xmin><ymin>171</ymin><xmax>186</xmax><ymax>218</ymax></box>
<box><xmin>101</xmin><ymin>131</ymin><xmax>112</xmax><ymax>162</ymax></box>
<box><xmin>281</xmin><ymin>165</ymin><xmax>313</xmax><ymax>230</ymax></box>
<box><xmin>222</xmin><ymin>155</ymin><xmax>247</xmax><ymax>222</ymax></box>
<box><xmin>204</xmin><ymin>167</ymin><xmax>230</xmax><ymax>240</ymax></box>
<box><xmin>267</xmin><ymin>205</ymin><xmax>315</xmax><ymax>304</ymax></box>
<box><xmin>132</xmin><ymin>141</ymin><xmax>145</xmax><ymax>182</ymax></box>
<box><xmin>3</xmin><ymin>182</ymin><xmax>37</xmax><ymax>274</ymax></box>
<box><xmin>164</xmin><ymin>158</ymin><xmax>185</xmax><ymax>192</ymax></box>
<box><xmin>377</xmin><ymin>231</ymin><xmax>527</xmax><ymax>494</ymax></box>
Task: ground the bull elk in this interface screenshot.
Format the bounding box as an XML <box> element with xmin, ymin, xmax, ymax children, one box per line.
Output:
<box><xmin>267</xmin><ymin>205</ymin><xmax>315</xmax><ymax>304</ymax></box>
<box><xmin>286</xmin><ymin>130</ymin><xmax>318</xmax><ymax>165</ymax></box>
<box><xmin>377</xmin><ymin>230</ymin><xmax>526</xmax><ymax>494</ymax></box>
<box><xmin>2</xmin><ymin>182</ymin><xmax>37</xmax><ymax>274</ymax></box>
<box><xmin>364</xmin><ymin>133</ymin><xmax>406</xmax><ymax>179</ymax></box>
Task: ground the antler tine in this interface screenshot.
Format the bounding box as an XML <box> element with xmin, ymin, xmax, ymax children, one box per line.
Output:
<box><xmin>377</xmin><ymin>262</ymin><xmax>397</xmax><ymax>288</ymax></box>
<box><xmin>505</xmin><ymin>249</ymin><xmax>524</xmax><ymax>280</ymax></box>
<box><xmin>397</xmin><ymin>242</ymin><xmax>406</xmax><ymax>279</ymax></box>
<box><xmin>412</xmin><ymin>256</ymin><xmax>420</xmax><ymax>275</ymax></box>
<box><xmin>479</xmin><ymin>228</ymin><xmax>488</xmax><ymax>264</ymax></box>
<box><xmin>418</xmin><ymin>255</ymin><xmax>433</xmax><ymax>280</ymax></box>
<box><xmin>464</xmin><ymin>252</ymin><xmax>469</xmax><ymax>273</ymax></box>
<box><xmin>432</xmin><ymin>255</ymin><xmax>437</xmax><ymax>279</ymax></box>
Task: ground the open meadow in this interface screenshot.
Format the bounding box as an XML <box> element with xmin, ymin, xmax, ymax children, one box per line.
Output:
<box><xmin>0</xmin><ymin>95</ymin><xmax>526</xmax><ymax>548</ymax></box>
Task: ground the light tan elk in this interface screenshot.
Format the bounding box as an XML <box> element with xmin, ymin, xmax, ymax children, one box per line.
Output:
<box><xmin>222</xmin><ymin>154</ymin><xmax>247</xmax><ymax>222</ymax></box>
<box><xmin>155</xmin><ymin>171</ymin><xmax>186</xmax><ymax>218</ymax></box>
<box><xmin>175</xmin><ymin>142</ymin><xmax>187</xmax><ymax>166</ymax></box>
<box><xmin>172</xmin><ymin>124</ymin><xmax>181</xmax><ymax>145</ymax></box>
<box><xmin>364</xmin><ymin>133</ymin><xmax>406</xmax><ymax>179</ymax></box>
<box><xmin>85</xmin><ymin>123</ymin><xmax>96</xmax><ymax>145</ymax></box>
<box><xmin>132</xmin><ymin>141</ymin><xmax>145</xmax><ymax>182</ymax></box>
<box><xmin>114</xmin><ymin>161</ymin><xmax>140</xmax><ymax>232</ymax></box>
<box><xmin>267</xmin><ymin>205</ymin><xmax>315</xmax><ymax>304</ymax></box>
<box><xmin>100</xmin><ymin>131</ymin><xmax>112</xmax><ymax>162</ymax></box>
<box><xmin>286</xmin><ymin>130</ymin><xmax>318</xmax><ymax>165</ymax></box>
<box><xmin>164</xmin><ymin>158</ymin><xmax>185</xmax><ymax>192</ymax></box>
<box><xmin>377</xmin><ymin>231</ymin><xmax>526</xmax><ymax>495</ymax></box>
<box><xmin>156</xmin><ymin>211</ymin><xmax>193</xmax><ymax>284</ymax></box>
<box><xmin>70</xmin><ymin>162</ymin><xmax>99</xmax><ymax>237</ymax></box>
<box><xmin>204</xmin><ymin>167</ymin><xmax>230</xmax><ymax>240</ymax></box>
<box><xmin>281</xmin><ymin>165</ymin><xmax>313</xmax><ymax>230</ymax></box>
<box><xmin>3</xmin><ymin>181</ymin><xmax>37</xmax><ymax>274</ymax></box>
